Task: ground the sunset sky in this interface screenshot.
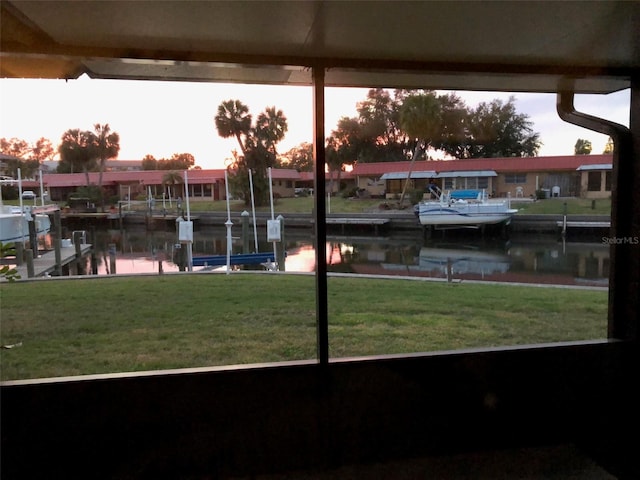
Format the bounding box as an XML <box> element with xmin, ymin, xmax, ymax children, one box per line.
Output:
<box><xmin>0</xmin><ymin>75</ymin><xmax>630</xmax><ymax>170</ymax></box>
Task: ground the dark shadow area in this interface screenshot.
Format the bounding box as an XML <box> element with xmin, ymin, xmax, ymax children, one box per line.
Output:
<box><xmin>2</xmin><ymin>341</ymin><xmax>638</xmax><ymax>479</ymax></box>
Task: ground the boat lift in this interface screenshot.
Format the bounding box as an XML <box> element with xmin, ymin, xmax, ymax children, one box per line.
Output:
<box><xmin>191</xmin><ymin>167</ymin><xmax>284</xmax><ymax>272</ymax></box>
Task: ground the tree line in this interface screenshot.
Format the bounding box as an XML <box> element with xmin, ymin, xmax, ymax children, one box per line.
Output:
<box><xmin>1</xmin><ymin>88</ymin><xmax>616</xmax><ymax>209</ymax></box>
<box><xmin>214</xmin><ymin>89</ymin><xmax>544</xmax><ymax>206</ymax></box>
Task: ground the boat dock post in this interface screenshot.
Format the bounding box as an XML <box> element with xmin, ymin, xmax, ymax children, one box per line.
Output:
<box><xmin>53</xmin><ymin>210</ymin><xmax>62</xmax><ymax>276</ymax></box>
<box><xmin>14</xmin><ymin>241</ymin><xmax>92</xmax><ymax>279</ymax></box>
<box><xmin>277</xmin><ymin>215</ymin><xmax>286</xmax><ymax>271</ymax></box>
<box><xmin>28</xmin><ymin>217</ymin><xmax>37</xmax><ymax>256</ymax></box>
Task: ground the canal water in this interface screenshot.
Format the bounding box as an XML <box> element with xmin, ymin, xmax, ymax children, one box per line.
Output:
<box><xmin>75</xmin><ymin>225</ymin><xmax>609</xmax><ymax>288</ymax></box>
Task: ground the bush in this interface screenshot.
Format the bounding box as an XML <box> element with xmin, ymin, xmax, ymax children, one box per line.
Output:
<box><xmin>409</xmin><ymin>188</ymin><xmax>424</xmax><ymax>205</ymax></box>
<box><xmin>0</xmin><ymin>185</ymin><xmax>18</xmax><ymax>200</ymax></box>
<box><xmin>69</xmin><ymin>186</ymin><xmax>102</xmax><ymax>204</ymax></box>
<box><xmin>535</xmin><ymin>189</ymin><xmax>547</xmax><ymax>200</ymax></box>
<box><xmin>341</xmin><ymin>186</ymin><xmax>359</xmax><ymax>199</ymax></box>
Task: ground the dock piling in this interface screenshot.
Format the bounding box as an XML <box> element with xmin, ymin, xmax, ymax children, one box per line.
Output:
<box><xmin>25</xmin><ymin>249</ymin><xmax>34</xmax><ymax>278</ymax></box>
<box><xmin>28</xmin><ymin>219</ymin><xmax>37</xmax><ymax>257</ymax></box>
<box><xmin>54</xmin><ymin>211</ymin><xmax>62</xmax><ymax>276</ymax></box>
<box><xmin>73</xmin><ymin>231</ymin><xmax>85</xmax><ymax>275</ymax></box>
<box><xmin>14</xmin><ymin>243</ymin><xmax>24</xmax><ymax>266</ymax></box>
<box><xmin>108</xmin><ymin>243</ymin><xmax>117</xmax><ymax>274</ymax></box>
<box><xmin>277</xmin><ymin>215</ymin><xmax>286</xmax><ymax>271</ymax></box>
<box><xmin>241</xmin><ymin>211</ymin><xmax>250</xmax><ymax>253</ymax></box>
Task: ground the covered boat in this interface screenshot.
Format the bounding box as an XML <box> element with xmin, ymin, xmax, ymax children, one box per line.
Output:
<box><xmin>415</xmin><ymin>189</ymin><xmax>517</xmax><ymax>229</ymax></box>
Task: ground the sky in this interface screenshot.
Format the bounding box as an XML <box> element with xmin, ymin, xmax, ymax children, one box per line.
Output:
<box><xmin>0</xmin><ymin>75</ymin><xmax>630</xmax><ymax>170</ymax></box>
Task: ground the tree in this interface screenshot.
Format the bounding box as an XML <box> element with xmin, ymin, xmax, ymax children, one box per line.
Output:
<box><xmin>574</xmin><ymin>138</ymin><xmax>592</xmax><ymax>155</ymax></box>
<box><xmin>355</xmin><ymin>89</ymin><xmax>408</xmax><ymax>163</ymax></box>
<box><xmin>0</xmin><ymin>137</ymin><xmax>54</xmax><ymax>178</ymax></box>
<box><xmin>162</xmin><ymin>171</ymin><xmax>183</xmax><ymax>198</ymax></box>
<box><xmin>325</xmin><ymin>117</ymin><xmax>361</xmax><ymax>193</ymax></box>
<box><xmin>142</xmin><ymin>154</ymin><xmax>157</xmax><ymax>170</ymax></box>
<box><xmin>603</xmin><ymin>137</ymin><xmax>614</xmax><ymax>154</ymax></box>
<box><xmin>255</xmin><ymin>106</ymin><xmax>288</xmax><ymax>156</ymax></box>
<box><xmin>31</xmin><ymin>138</ymin><xmax>55</xmax><ymax>162</ymax></box>
<box><xmin>142</xmin><ymin>153</ymin><xmax>196</xmax><ymax>170</ymax></box>
<box><xmin>57</xmin><ymin>129</ymin><xmax>95</xmax><ymax>184</ymax></box>
<box><xmin>214</xmin><ymin>99</ymin><xmax>252</xmax><ymax>156</ymax></box>
<box><xmin>433</xmin><ymin>93</ymin><xmax>470</xmax><ymax>158</ymax></box>
<box><xmin>157</xmin><ymin>153</ymin><xmax>195</xmax><ymax>170</ymax></box>
<box><xmin>462</xmin><ymin>97</ymin><xmax>540</xmax><ymax>158</ymax></box>
<box><xmin>87</xmin><ymin>123</ymin><xmax>120</xmax><ymax>211</ymax></box>
<box><xmin>215</xmin><ymin>100</ymin><xmax>288</xmax><ymax>206</ymax></box>
<box><xmin>397</xmin><ymin>92</ymin><xmax>442</xmax><ymax>205</ymax></box>
<box><xmin>280</xmin><ymin>142</ymin><xmax>313</xmax><ymax>172</ymax></box>
<box><xmin>0</xmin><ymin>138</ymin><xmax>29</xmax><ymax>159</ymax></box>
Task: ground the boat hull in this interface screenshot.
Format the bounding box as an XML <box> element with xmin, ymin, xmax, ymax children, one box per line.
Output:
<box><xmin>417</xmin><ymin>202</ymin><xmax>517</xmax><ymax>228</ymax></box>
<box><xmin>0</xmin><ymin>212</ymin><xmax>52</xmax><ymax>244</ymax></box>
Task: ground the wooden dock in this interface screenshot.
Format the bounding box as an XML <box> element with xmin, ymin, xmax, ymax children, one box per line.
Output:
<box><xmin>13</xmin><ymin>244</ymin><xmax>92</xmax><ymax>279</ymax></box>
<box><xmin>556</xmin><ymin>220</ymin><xmax>611</xmax><ymax>237</ymax></box>
<box><xmin>557</xmin><ymin>220</ymin><xmax>611</xmax><ymax>229</ymax></box>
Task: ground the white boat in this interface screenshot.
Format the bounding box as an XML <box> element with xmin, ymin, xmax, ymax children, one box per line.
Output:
<box><xmin>415</xmin><ymin>188</ymin><xmax>517</xmax><ymax>229</ymax></box>
<box><xmin>0</xmin><ymin>205</ymin><xmax>52</xmax><ymax>245</ymax></box>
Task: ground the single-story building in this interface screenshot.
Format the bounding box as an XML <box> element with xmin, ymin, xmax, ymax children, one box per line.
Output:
<box><xmin>42</xmin><ymin>169</ymin><xmax>227</xmax><ymax>203</ymax></box>
<box><xmin>351</xmin><ymin>154</ymin><xmax>613</xmax><ymax>199</ymax></box>
<box><xmin>577</xmin><ymin>163</ymin><xmax>613</xmax><ymax>199</ymax></box>
<box><xmin>41</xmin><ymin>168</ymin><xmax>306</xmax><ymax>202</ymax></box>
<box><xmin>36</xmin><ymin>154</ymin><xmax>613</xmax><ymax>203</ymax></box>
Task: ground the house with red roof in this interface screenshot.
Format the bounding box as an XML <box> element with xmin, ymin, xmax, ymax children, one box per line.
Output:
<box><xmin>42</xmin><ymin>167</ymin><xmax>305</xmax><ymax>202</ymax></box>
<box><xmin>351</xmin><ymin>154</ymin><xmax>613</xmax><ymax>199</ymax></box>
<box><xmin>38</xmin><ymin>154</ymin><xmax>613</xmax><ymax>203</ymax></box>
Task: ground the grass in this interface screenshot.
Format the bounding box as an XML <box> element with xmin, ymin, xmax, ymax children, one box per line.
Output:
<box><xmin>6</xmin><ymin>195</ymin><xmax>611</xmax><ymax>215</ymax></box>
<box><xmin>0</xmin><ymin>273</ymin><xmax>607</xmax><ymax>381</ymax></box>
<box><xmin>134</xmin><ymin>196</ymin><xmax>613</xmax><ymax>215</ymax></box>
<box><xmin>511</xmin><ymin>197</ymin><xmax>611</xmax><ymax>215</ymax></box>
<box><xmin>153</xmin><ymin>196</ymin><xmax>388</xmax><ymax>214</ymax></box>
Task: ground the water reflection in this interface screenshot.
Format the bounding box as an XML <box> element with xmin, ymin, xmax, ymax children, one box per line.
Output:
<box><xmin>85</xmin><ymin>226</ymin><xmax>609</xmax><ymax>287</ymax></box>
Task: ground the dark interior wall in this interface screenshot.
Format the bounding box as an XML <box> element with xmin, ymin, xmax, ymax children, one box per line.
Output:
<box><xmin>2</xmin><ymin>341</ymin><xmax>636</xmax><ymax>479</ymax></box>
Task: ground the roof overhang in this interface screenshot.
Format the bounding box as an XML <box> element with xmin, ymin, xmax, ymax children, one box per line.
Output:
<box><xmin>437</xmin><ymin>170</ymin><xmax>498</xmax><ymax>178</ymax></box>
<box><xmin>576</xmin><ymin>164</ymin><xmax>614</xmax><ymax>171</ymax></box>
<box><xmin>380</xmin><ymin>171</ymin><xmax>438</xmax><ymax>180</ymax></box>
<box><xmin>2</xmin><ymin>1</ymin><xmax>637</xmax><ymax>94</ymax></box>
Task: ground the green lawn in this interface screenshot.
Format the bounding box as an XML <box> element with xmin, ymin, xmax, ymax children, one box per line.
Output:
<box><xmin>5</xmin><ymin>195</ymin><xmax>611</xmax><ymax>215</ymax></box>
<box><xmin>0</xmin><ymin>274</ymin><xmax>607</xmax><ymax>381</ymax></box>
<box><xmin>512</xmin><ymin>197</ymin><xmax>611</xmax><ymax>215</ymax></box>
<box><xmin>151</xmin><ymin>196</ymin><xmax>388</xmax><ymax>214</ymax></box>
<box><xmin>148</xmin><ymin>196</ymin><xmax>613</xmax><ymax>215</ymax></box>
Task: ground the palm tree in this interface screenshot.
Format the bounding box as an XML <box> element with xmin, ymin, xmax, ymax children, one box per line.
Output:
<box><xmin>398</xmin><ymin>93</ymin><xmax>442</xmax><ymax>206</ymax></box>
<box><xmin>162</xmin><ymin>171</ymin><xmax>183</xmax><ymax>199</ymax></box>
<box><xmin>574</xmin><ymin>138</ymin><xmax>592</xmax><ymax>155</ymax></box>
<box><xmin>58</xmin><ymin>129</ymin><xmax>95</xmax><ymax>185</ymax></box>
<box><xmin>256</xmin><ymin>106</ymin><xmax>288</xmax><ymax>156</ymax></box>
<box><xmin>214</xmin><ymin>100</ymin><xmax>252</xmax><ymax>156</ymax></box>
<box><xmin>603</xmin><ymin>137</ymin><xmax>614</xmax><ymax>154</ymax></box>
<box><xmin>88</xmin><ymin>123</ymin><xmax>120</xmax><ymax>210</ymax></box>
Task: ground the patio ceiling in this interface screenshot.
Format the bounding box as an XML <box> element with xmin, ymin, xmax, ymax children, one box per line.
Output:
<box><xmin>1</xmin><ymin>0</ymin><xmax>638</xmax><ymax>94</ymax></box>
